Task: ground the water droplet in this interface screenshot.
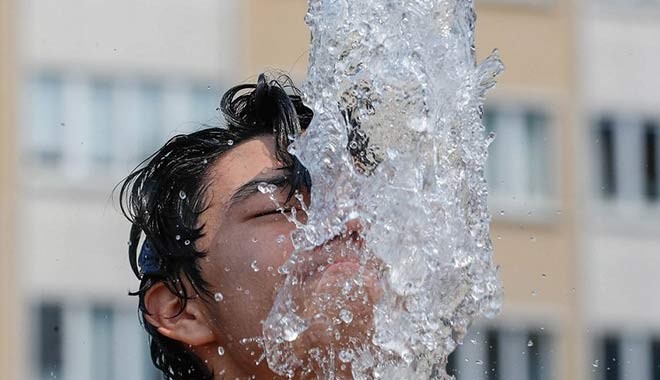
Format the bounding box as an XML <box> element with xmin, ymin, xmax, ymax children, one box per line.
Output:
<box><xmin>217</xmin><ymin>346</ymin><xmax>225</xmax><ymax>356</ymax></box>
<box><xmin>527</xmin><ymin>340</ymin><xmax>534</xmax><ymax>347</ymax></box>
<box><xmin>227</xmin><ymin>139</ymin><xmax>234</xmax><ymax>146</ymax></box>
<box><xmin>184</xmin><ymin>240</ymin><xmax>191</xmax><ymax>246</ymax></box>
<box><xmin>224</xmin><ymin>267</ymin><xmax>230</xmax><ymax>272</ymax></box>
<box><xmin>250</xmin><ymin>260</ymin><xmax>260</xmax><ymax>272</ymax></box>
<box><xmin>529</xmin><ymin>236</ymin><xmax>536</xmax><ymax>242</ymax></box>
<box><xmin>592</xmin><ymin>359</ymin><xmax>599</xmax><ymax>368</ymax></box>
<box><xmin>214</xmin><ymin>292</ymin><xmax>224</xmax><ymax>302</ymax></box>
<box><xmin>257</xmin><ymin>182</ymin><xmax>277</xmax><ymax>194</ymax></box>
<box><xmin>531</xmin><ymin>290</ymin><xmax>538</xmax><ymax>296</ymax></box>
<box><xmin>276</xmin><ymin>235</ymin><xmax>286</xmax><ymax>244</ymax></box>
<box><xmin>175</xmin><ymin>235</ymin><xmax>181</xmax><ymax>241</ymax></box>
<box><xmin>338</xmin><ymin>349</ymin><xmax>354</xmax><ymax>363</ymax></box>
<box><xmin>499</xmin><ymin>210</ymin><xmax>504</xmax><ymax>216</ymax></box>
<box><xmin>339</xmin><ymin>309</ymin><xmax>353</xmax><ymax>324</ymax></box>
<box><xmin>475</xmin><ymin>359</ymin><xmax>483</xmax><ymax>365</ymax></box>
<box><xmin>179</xmin><ymin>190</ymin><xmax>187</xmax><ymax>200</ymax></box>
<box><xmin>281</xmin><ymin>312</ymin><xmax>308</xmax><ymax>342</ymax></box>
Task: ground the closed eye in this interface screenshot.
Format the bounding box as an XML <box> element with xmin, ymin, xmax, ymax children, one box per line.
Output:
<box><xmin>253</xmin><ymin>206</ymin><xmax>302</xmax><ymax>219</ymax></box>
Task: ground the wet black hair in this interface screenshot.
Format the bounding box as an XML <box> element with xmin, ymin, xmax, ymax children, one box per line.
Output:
<box><xmin>119</xmin><ymin>73</ymin><xmax>313</xmax><ymax>380</ymax></box>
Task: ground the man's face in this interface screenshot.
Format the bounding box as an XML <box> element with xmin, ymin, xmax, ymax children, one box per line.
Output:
<box><xmin>194</xmin><ymin>135</ymin><xmax>301</xmax><ymax>369</ymax></box>
<box><xmin>193</xmin><ymin>134</ymin><xmax>381</xmax><ymax>377</ymax></box>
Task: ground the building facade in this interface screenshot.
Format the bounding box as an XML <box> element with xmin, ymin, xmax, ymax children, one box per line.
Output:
<box><xmin>453</xmin><ymin>0</ymin><xmax>581</xmax><ymax>379</ymax></box>
<box><xmin>17</xmin><ymin>1</ymin><xmax>241</xmax><ymax>379</ymax></box>
<box><xmin>579</xmin><ymin>1</ymin><xmax>660</xmax><ymax>379</ymax></box>
<box><xmin>1</xmin><ymin>0</ymin><xmax>19</xmax><ymax>379</ymax></box>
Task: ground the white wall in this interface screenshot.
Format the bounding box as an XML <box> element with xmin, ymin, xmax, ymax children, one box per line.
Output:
<box><xmin>19</xmin><ymin>0</ymin><xmax>242</xmax><ymax>80</ymax></box>
<box><xmin>581</xmin><ymin>9</ymin><xmax>660</xmax><ymax>115</ymax></box>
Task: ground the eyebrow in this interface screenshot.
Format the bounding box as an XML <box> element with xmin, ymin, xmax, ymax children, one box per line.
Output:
<box><xmin>225</xmin><ymin>172</ymin><xmax>292</xmax><ymax>211</ymax></box>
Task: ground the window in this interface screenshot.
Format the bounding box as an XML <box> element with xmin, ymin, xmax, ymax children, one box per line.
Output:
<box><xmin>486</xmin><ymin>106</ymin><xmax>552</xmax><ymax>201</ymax></box>
<box><xmin>36</xmin><ymin>303</ymin><xmax>63</xmax><ymax>380</ymax></box>
<box><xmin>652</xmin><ymin>339</ymin><xmax>660</xmax><ymax>380</ymax></box>
<box><xmin>448</xmin><ymin>327</ymin><xmax>552</xmax><ymax>380</ymax></box>
<box><xmin>593</xmin><ymin>116</ymin><xmax>660</xmax><ymax>203</ymax></box>
<box><xmin>596</xmin><ymin>118</ymin><xmax>617</xmax><ymax>198</ymax></box>
<box><xmin>592</xmin><ymin>334</ymin><xmax>660</xmax><ymax>380</ymax></box>
<box><xmin>90</xmin><ymin>80</ymin><xmax>115</xmax><ymax>165</ymax></box>
<box><xmin>643</xmin><ymin>122</ymin><xmax>658</xmax><ymax>201</ymax></box>
<box><xmin>137</xmin><ymin>82</ymin><xmax>164</xmax><ymax>159</ymax></box>
<box><xmin>190</xmin><ymin>84</ymin><xmax>220</xmax><ymax>126</ymax></box>
<box><xmin>27</xmin><ymin>75</ymin><xmax>64</xmax><ymax>164</ymax></box>
<box><xmin>602</xmin><ymin>335</ymin><xmax>620</xmax><ymax>380</ymax></box>
<box><xmin>92</xmin><ymin>306</ymin><xmax>115</xmax><ymax>380</ymax></box>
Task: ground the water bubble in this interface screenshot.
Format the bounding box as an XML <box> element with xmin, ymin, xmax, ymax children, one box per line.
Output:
<box><xmin>175</xmin><ymin>235</ymin><xmax>181</xmax><ymax>241</ymax></box>
<box><xmin>214</xmin><ymin>292</ymin><xmax>224</xmax><ymax>302</ymax></box>
<box><xmin>339</xmin><ymin>309</ymin><xmax>353</xmax><ymax>324</ymax></box>
<box><xmin>257</xmin><ymin>182</ymin><xmax>278</xmax><ymax>194</ymax></box>
<box><xmin>227</xmin><ymin>139</ymin><xmax>234</xmax><ymax>146</ymax></box>
<box><xmin>217</xmin><ymin>346</ymin><xmax>225</xmax><ymax>356</ymax></box>
<box><xmin>527</xmin><ymin>340</ymin><xmax>534</xmax><ymax>347</ymax></box>
<box><xmin>179</xmin><ymin>190</ymin><xmax>187</xmax><ymax>200</ymax></box>
<box><xmin>338</xmin><ymin>349</ymin><xmax>354</xmax><ymax>363</ymax></box>
<box><xmin>592</xmin><ymin>359</ymin><xmax>599</xmax><ymax>368</ymax></box>
<box><xmin>184</xmin><ymin>240</ymin><xmax>191</xmax><ymax>246</ymax></box>
<box><xmin>281</xmin><ymin>312</ymin><xmax>308</xmax><ymax>342</ymax></box>
<box><xmin>250</xmin><ymin>260</ymin><xmax>260</xmax><ymax>272</ymax></box>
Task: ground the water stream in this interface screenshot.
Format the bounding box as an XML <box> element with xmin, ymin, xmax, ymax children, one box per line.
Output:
<box><xmin>263</xmin><ymin>0</ymin><xmax>503</xmax><ymax>378</ymax></box>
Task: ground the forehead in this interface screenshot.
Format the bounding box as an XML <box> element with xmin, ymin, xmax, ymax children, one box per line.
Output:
<box><xmin>206</xmin><ymin>135</ymin><xmax>279</xmax><ymax>206</ymax></box>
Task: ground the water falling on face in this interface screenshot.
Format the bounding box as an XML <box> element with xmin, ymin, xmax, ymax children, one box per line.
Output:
<box><xmin>263</xmin><ymin>0</ymin><xmax>503</xmax><ymax>378</ymax></box>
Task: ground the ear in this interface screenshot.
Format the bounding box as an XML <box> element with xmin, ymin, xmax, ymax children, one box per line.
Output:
<box><xmin>144</xmin><ymin>281</ymin><xmax>216</xmax><ymax>346</ymax></box>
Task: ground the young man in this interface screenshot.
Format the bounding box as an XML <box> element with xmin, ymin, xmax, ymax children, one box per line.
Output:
<box><xmin>120</xmin><ymin>74</ymin><xmax>379</xmax><ymax>379</ymax></box>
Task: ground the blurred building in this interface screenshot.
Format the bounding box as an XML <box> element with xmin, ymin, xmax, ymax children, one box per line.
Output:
<box><xmin>579</xmin><ymin>1</ymin><xmax>660</xmax><ymax>379</ymax></box>
<box><xmin>451</xmin><ymin>0</ymin><xmax>581</xmax><ymax>379</ymax></box>
<box><xmin>1</xmin><ymin>0</ymin><xmax>19</xmax><ymax>379</ymax></box>
<box><xmin>17</xmin><ymin>1</ymin><xmax>241</xmax><ymax>379</ymax></box>
<box><xmin>13</xmin><ymin>0</ymin><xmax>660</xmax><ymax>380</ymax></box>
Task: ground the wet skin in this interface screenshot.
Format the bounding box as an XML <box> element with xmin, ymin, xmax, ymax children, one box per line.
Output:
<box><xmin>144</xmin><ymin>135</ymin><xmax>381</xmax><ymax>379</ymax></box>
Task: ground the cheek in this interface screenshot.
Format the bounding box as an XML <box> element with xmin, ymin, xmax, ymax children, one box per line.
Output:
<box><xmin>208</xmin><ymin>224</ymin><xmax>297</xmax><ymax>302</ymax></box>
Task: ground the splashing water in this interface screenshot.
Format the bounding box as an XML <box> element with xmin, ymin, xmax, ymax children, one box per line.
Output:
<box><xmin>263</xmin><ymin>0</ymin><xmax>503</xmax><ymax>378</ymax></box>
